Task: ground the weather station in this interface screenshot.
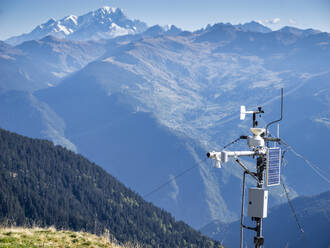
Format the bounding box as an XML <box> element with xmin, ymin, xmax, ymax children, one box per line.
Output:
<box><xmin>207</xmin><ymin>89</ymin><xmax>284</xmax><ymax>248</ymax></box>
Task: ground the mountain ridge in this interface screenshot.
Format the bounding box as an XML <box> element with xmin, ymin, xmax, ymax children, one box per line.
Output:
<box><xmin>234</xmin><ymin>21</ymin><xmax>272</xmax><ymax>33</ymax></box>
<box><xmin>5</xmin><ymin>6</ymin><xmax>148</xmax><ymax>45</ymax></box>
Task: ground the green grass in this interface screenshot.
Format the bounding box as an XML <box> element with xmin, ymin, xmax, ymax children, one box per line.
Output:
<box><xmin>0</xmin><ymin>227</ymin><xmax>139</xmax><ymax>248</ymax></box>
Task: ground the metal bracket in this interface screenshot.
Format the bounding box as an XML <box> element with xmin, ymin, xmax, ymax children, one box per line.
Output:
<box><xmin>243</xmin><ymin>225</ymin><xmax>257</xmax><ymax>232</ymax></box>
<box><xmin>235</xmin><ymin>158</ymin><xmax>259</xmax><ymax>182</ymax></box>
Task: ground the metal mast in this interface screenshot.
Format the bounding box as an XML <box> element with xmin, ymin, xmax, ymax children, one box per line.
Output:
<box><xmin>207</xmin><ymin>90</ymin><xmax>283</xmax><ymax>248</ymax></box>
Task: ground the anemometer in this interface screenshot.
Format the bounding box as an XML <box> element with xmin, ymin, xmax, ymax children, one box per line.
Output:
<box><xmin>207</xmin><ymin>89</ymin><xmax>284</xmax><ymax>248</ymax></box>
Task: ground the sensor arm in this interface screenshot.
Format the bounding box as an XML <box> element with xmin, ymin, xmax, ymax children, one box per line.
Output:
<box><xmin>207</xmin><ymin>150</ymin><xmax>256</xmax><ymax>168</ymax></box>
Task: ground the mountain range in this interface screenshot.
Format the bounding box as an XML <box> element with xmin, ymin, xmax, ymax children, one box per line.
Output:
<box><xmin>1</xmin><ymin>6</ymin><xmax>329</xmax><ymax>230</ymax></box>
<box><xmin>6</xmin><ymin>7</ymin><xmax>148</xmax><ymax>45</ymax></box>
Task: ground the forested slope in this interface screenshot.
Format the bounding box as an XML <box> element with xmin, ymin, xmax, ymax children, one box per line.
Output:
<box><xmin>0</xmin><ymin>128</ymin><xmax>221</xmax><ymax>248</ymax></box>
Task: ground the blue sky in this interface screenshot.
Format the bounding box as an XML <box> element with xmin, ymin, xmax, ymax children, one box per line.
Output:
<box><xmin>1</xmin><ymin>0</ymin><xmax>329</xmax><ymax>40</ymax></box>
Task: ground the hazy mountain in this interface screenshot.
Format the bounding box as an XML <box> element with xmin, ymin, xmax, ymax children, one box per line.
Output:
<box><xmin>0</xmin><ymin>90</ymin><xmax>76</xmax><ymax>151</ymax></box>
<box><xmin>36</xmin><ymin>79</ymin><xmax>235</xmax><ymax>228</ymax></box>
<box><xmin>0</xmin><ymin>37</ymin><xmax>106</xmax><ymax>149</ymax></box>
<box><xmin>6</xmin><ymin>7</ymin><xmax>148</xmax><ymax>46</ymax></box>
<box><xmin>0</xmin><ymin>36</ymin><xmax>105</xmax><ymax>92</ymax></box>
<box><xmin>200</xmin><ymin>190</ymin><xmax>330</xmax><ymax>248</ymax></box>
<box><xmin>142</xmin><ymin>25</ymin><xmax>183</xmax><ymax>37</ymax></box>
<box><xmin>0</xmin><ymin>47</ymin><xmax>37</xmax><ymax>92</ymax></box>
<box><xmin>16</xmin><ymin>36</ymin><xmax>106</xmax><ymax>82</ymax></box>
<box><xmin>234</xmin><ymin>21</ymin><xmax>272</xmax><ymax>33</ymax></box>
<box><xmin>1</xmin><ymin>19</ymin><xmax>329</xmax><ymax>230</ymax></box>
<box><xmin>0</xmin><ymin>41</ymin><xmax>16</xmax><ymax>52</ymax></box>
<box><xmin>278</xmin><ymin>26</ymin><xmax>321</xmax><ymax>37</ymax></box>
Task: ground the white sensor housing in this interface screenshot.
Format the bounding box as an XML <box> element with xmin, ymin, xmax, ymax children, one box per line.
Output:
<box><xmin>248</xmin><ymin>128</ymin><xmax>265</xmax><ymax>148</ymax></box>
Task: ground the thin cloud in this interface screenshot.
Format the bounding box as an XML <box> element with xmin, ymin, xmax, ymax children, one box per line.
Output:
<box><xmin>289</xmin><ymin>18</ymin><xmax>297</xmax><ymax>25</ymax></box>
<box><xmin>256</xmin><ymin>20</ymin><xmax>265</xmax><ymax>25</ymax></box>
<box><xmin>169</xmin><ymin>175</ymin><xmax>179</xmax><ymax>201</ymax></box>
<box><xmin>266</xmin><ymin>18</ymin><xmax>281</xmax><ymax>24</ymax></box>
<box><xmin>256</xmin><ymin>18</ymin><xmax>280</xmax><ymax>26</ymax></box>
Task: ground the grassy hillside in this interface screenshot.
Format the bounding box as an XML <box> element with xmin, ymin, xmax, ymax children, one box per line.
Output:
<box><xmin>0</xmin><ymin>128</ymin><xmax>222</xmax><ymax>247</ymax></box>
<box><xmin>0</xmin><ymin>227</ymin><xmax>132</xmax><ymax>248</ymax></box>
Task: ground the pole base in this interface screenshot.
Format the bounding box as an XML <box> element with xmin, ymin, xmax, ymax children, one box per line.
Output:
<box><xmin>254</xmin><ymin>236</ymin><xmax>264</xmax><ymax>247</ymax></box>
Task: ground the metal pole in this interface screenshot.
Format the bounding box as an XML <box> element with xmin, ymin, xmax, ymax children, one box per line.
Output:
<box><xmin>240</xmin><ymin>171</ymin><xmax>247</xmax><ymax>248</ymax></box>
<box><xmin>254</xmin><ymin>156</ymin><xmax>265</xmax><ymax>248</ymax></box>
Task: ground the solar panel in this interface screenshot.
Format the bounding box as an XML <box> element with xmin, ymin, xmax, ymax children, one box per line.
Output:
<box><xmin>266</xmin><ymin>147</ymin><xmax>281</xmax><ymax>186</ymax></box>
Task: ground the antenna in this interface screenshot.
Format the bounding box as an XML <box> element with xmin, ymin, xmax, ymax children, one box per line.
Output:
<box><xmin>207</xmin><ymin>91</ymin><xmax>284</xmax><ymax>248</ymax></box>
<box><xmin>266</xmin><ymin>88</ymin><xmax>283</xmax><ymax>136</ymax></box>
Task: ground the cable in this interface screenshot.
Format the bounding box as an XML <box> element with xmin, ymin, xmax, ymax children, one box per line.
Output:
<box><xmin>282</xmin><ymin>181</ymin><xmax>313</xmax><ymax>248</ymax></box>
<box><xmin>143</xmin><ymin>157</ymin><xmax>207</xmax><ymax>198</ymax></box>
<box><xmin>223</xmin><ymin>137</ymin><xmax>241</xmax><ymax>149</ymax></box>
<box><xmin>144</xmin><ymin>136</ymin><xmax>243</xmax><ymax>199</ymax></box>
<box><xmin>281</xmin><ymin>182</ymin><xmax>304</xmax><ymax>234</ymax></box>
<box><xmin>280</xmin><ymin>139</ymin><xmax>330</xmax><ymax>183</ymax></box>
<box><xmin>281</xmin><ymin>149</ymin><xmax>288</xmax><ymax>167</ymax></box>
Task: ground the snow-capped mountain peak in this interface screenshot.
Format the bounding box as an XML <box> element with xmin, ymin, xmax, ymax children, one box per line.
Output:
<box><xmin>5</xmin><ymin>6</ymin><xmax>148</xmax><ymax>45</ymax></box>
<box><xmin>63</xmin><ymin>15</ymin><xmax>78</xmax><ymax>25</ymax></box>
<box><xmin>90</xmin><ymin>6</ymin><xmax>120</xmax><ymax>18</ymax></box>
<box><xmin>45</xmin><ymin>18</ymin><xmax>57</xmax><ymax>25</ymax></box>
<box><xmin>101</xmin><ymin>6</ymin><xmax>115</xmax><ymax>12</ymax></box>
